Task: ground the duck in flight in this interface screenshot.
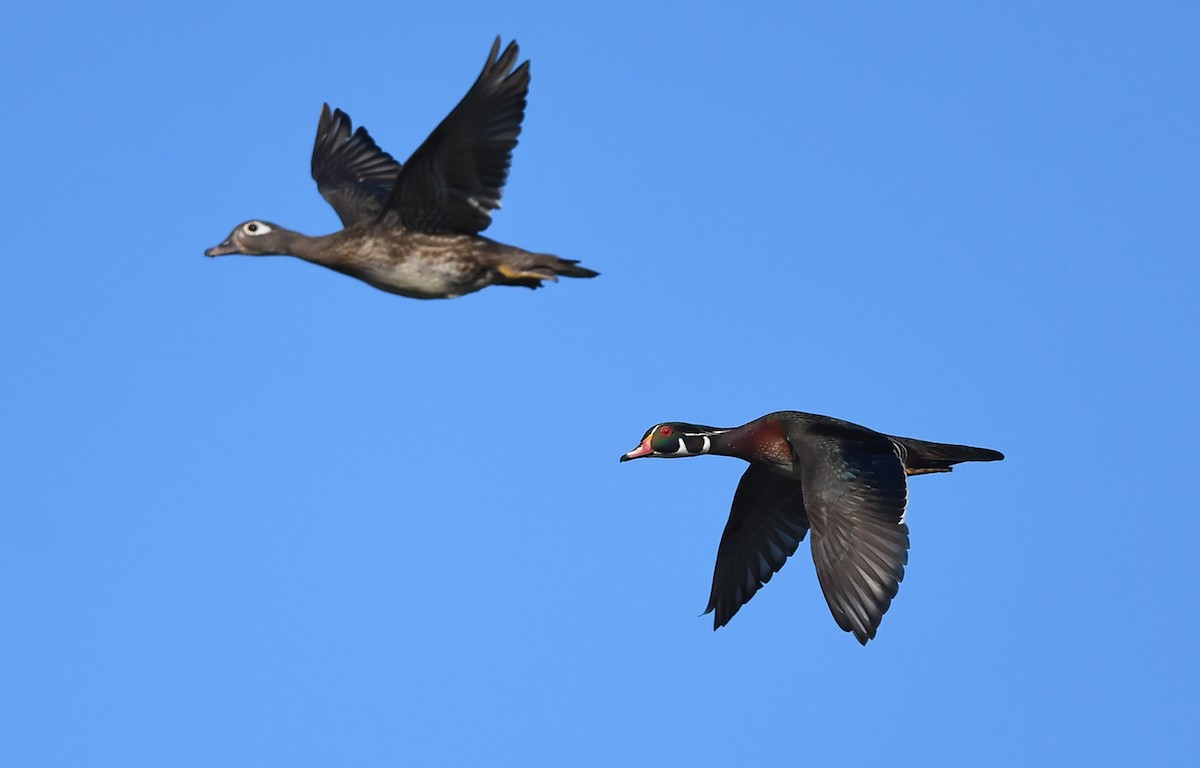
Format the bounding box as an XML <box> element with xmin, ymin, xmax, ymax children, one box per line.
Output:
<box><xmin>621</xmin><ymin>411</ymin><xmax>1003</xmax><ymax>644</ymax></box>
<box><xmin>206</xmin><ymin>38</ymin><xmax>597</xmax><ymax>299</ymax></box>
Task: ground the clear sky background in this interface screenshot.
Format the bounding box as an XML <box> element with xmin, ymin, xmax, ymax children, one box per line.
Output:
<box><xmin>3</xmin><ymin>1</ymin><xmax>1197</xmax><ymax>765</ymax></box>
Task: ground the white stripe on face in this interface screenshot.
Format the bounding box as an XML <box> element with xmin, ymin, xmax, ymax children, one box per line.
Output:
<box><xmin>671</xmin><ymin>438</ymin><xmax>689</xmax><ymax>456</ymax></box>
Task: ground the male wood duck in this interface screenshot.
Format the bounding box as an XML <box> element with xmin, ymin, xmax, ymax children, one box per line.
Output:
<box><xmin>620</xmin><ymin>411</ymin><xmax>1003</xmax><ymax>644</ymax></box>
<box><xmin>205</xmin><ymin>38</ymin><xmax>597</xmax><ymax>299</ymax></box>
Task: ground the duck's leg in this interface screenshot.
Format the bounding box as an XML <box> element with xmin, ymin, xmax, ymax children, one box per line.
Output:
<box><xmin>497</xmin><ymin>263</ymin><xmax>559</xmax><ymax>285</ymax></box>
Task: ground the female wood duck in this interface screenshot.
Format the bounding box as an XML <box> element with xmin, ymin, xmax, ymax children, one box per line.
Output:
<box><xmin>205</xmin><ymin>38</ymin><xmax>597</xmax><ymax>299</ymax></box>
<box><xmin>620</xmin><ymin>411</ymin><xmax>1003</xmax><ymax>644</ymax></box>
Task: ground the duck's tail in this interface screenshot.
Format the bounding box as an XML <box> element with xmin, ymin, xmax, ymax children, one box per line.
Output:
<box><xmin>890</xmin><ymin>436</ymin><xmax>1005</xmax><ymax>476</ymax></box>
<box><xmin>496</xmin><ymin>252</ymin><xmax>599</xmax><ymax>289</ymax></box>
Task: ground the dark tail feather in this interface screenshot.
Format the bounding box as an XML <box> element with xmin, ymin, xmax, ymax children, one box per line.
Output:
<box><xmin>498</xmin><ymin>254</ymin><xmax>599</xmax><ymax>289</ymax></box>
<box><xmin>891</xmin><ymin>436</ymin><xmax>1004</xmax><ymax>475</ymax></box>
<box><xmin>550</xmin><ymin>258</ymin><xmax>598</xmax><ymax>279</ymax></box>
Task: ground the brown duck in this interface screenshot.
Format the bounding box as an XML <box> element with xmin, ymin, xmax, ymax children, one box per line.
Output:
<box><xmin>205</xmin><ymin>38</ymin><xmax>597</xmax><ymax>298</ymax></box>
<box><xmin>621</xmin><ymin>411</ymin><xmax>1003</xmax><ymax>644</ymax></box>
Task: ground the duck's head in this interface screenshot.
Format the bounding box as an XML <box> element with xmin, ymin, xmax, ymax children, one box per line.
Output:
<box><xmin>620</xmin><ymin>422</ymin><xmax>724</xmax><ymax>461</ymax></box>
<box><xmin>205</xmin><ymin>220</ymin><xmax>292</xmax><ymax>257</ymax></box>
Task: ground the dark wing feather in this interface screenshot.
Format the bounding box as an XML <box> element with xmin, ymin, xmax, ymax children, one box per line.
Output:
<box><xmin>705</xmin><ymin>465</ymin><xmax>810</xmax><ymax>629</ymax></box>
<box><xmin>311</xmin><ymin>104</ymin><xmax>403</xmax><ymax>228</ymax></box>
<box><xmin>381</xmin><ymin>38</ymin><xmax>529</xmax><ymax>234</ymax></box>
<box><xmin>794</xmin><ymin>432</ymin><xmax>910</xmax><ymax>645</ymax></box>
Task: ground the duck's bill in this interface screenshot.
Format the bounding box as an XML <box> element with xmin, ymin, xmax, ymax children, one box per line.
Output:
<box><xmin>620</xmin><ymin>437</ymin><xmax>654</xmax><ymax>462</ymax></box>
<box><xmin>205</xmin><ymin>239</ymin><xmax>237</xmax><ymax>257</ymax></box>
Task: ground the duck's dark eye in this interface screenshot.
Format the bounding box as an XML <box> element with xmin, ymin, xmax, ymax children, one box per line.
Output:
<box><xmin>243</xmin><ymin>222</ymin><xmax>271</xmax><ymax>236</ymax></box>
<box><xmin>247</xmin><ymin>223</ymin><xmax>259</xmax><ymax>233</ymax></box>
<box><xmin>660</xmin><ymin>425</ymin><xmax>673</xmax><ymax>437</ymax></box>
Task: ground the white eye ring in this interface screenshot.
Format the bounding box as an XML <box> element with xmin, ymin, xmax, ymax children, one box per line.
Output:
<box><xmin>243</xmin><ymin>221</ymin><xmax>272</xmax><ymax>236</ymax></box>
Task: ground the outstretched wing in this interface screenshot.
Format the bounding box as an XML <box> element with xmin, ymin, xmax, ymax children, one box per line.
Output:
<box><xmin>381</xmin><ymin>38</ymin><xmax>529</xmax><ymax>234</ymax></box>
<box><xmin>795</xmin><ymin>432</ymin><xmax>910</xmax><ymax>645</ymax></box>
<box><xmin>311</xmin><ymin>104</ymin><xmax>403</xmax><ymax>228</ymax></box>
<box><xmin>705</xmin><ymin>464</ymin><xmax>810</xmax><ymax>629</ymax></box>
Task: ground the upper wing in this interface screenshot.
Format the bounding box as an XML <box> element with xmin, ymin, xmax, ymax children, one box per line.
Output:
<box><xmin>381</xmin><ymin>38</ymin><xmax>529</xmax><ymax>234</ymax></box>
<box><xmin>794</xmin><ymin>431</ymin><xmax>910</xmax><ymax>645</ymax></box>
<box><xmin>311</xmin><ymin>104</ymin><xmax>403</xmax><ymax>228</ymax></box>
<box><xmin>705</xmin><ymin>464</ymin><xmax>811</xmax><ymax>629</ymax></box>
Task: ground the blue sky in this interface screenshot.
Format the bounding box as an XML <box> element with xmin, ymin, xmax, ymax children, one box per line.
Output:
<box><xmin>2</xmin><ymin>1</ymin><xmax>1197</xmax><ymax>765</ymax></box>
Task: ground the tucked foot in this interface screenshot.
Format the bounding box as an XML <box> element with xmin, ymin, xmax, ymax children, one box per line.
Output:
<box><xmin>498</xmin><ymin>263</ymin><xmax>560</xmax><ymax>286</ymax></box>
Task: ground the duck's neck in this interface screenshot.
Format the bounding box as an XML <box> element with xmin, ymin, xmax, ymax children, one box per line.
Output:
<box><xmin>721</xmin><ymin>418</ymin><xmax>795</xmax><ymax>467</ymax></box>
<box><xmin>686</xmin><ymin>418</ymin><xmax>794</xmax><ymax>467</ymax></box>
<box><xmin>285</xmin><ymin>231</ymin><xmax>339</xmax><ymax>264</ymax></box>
